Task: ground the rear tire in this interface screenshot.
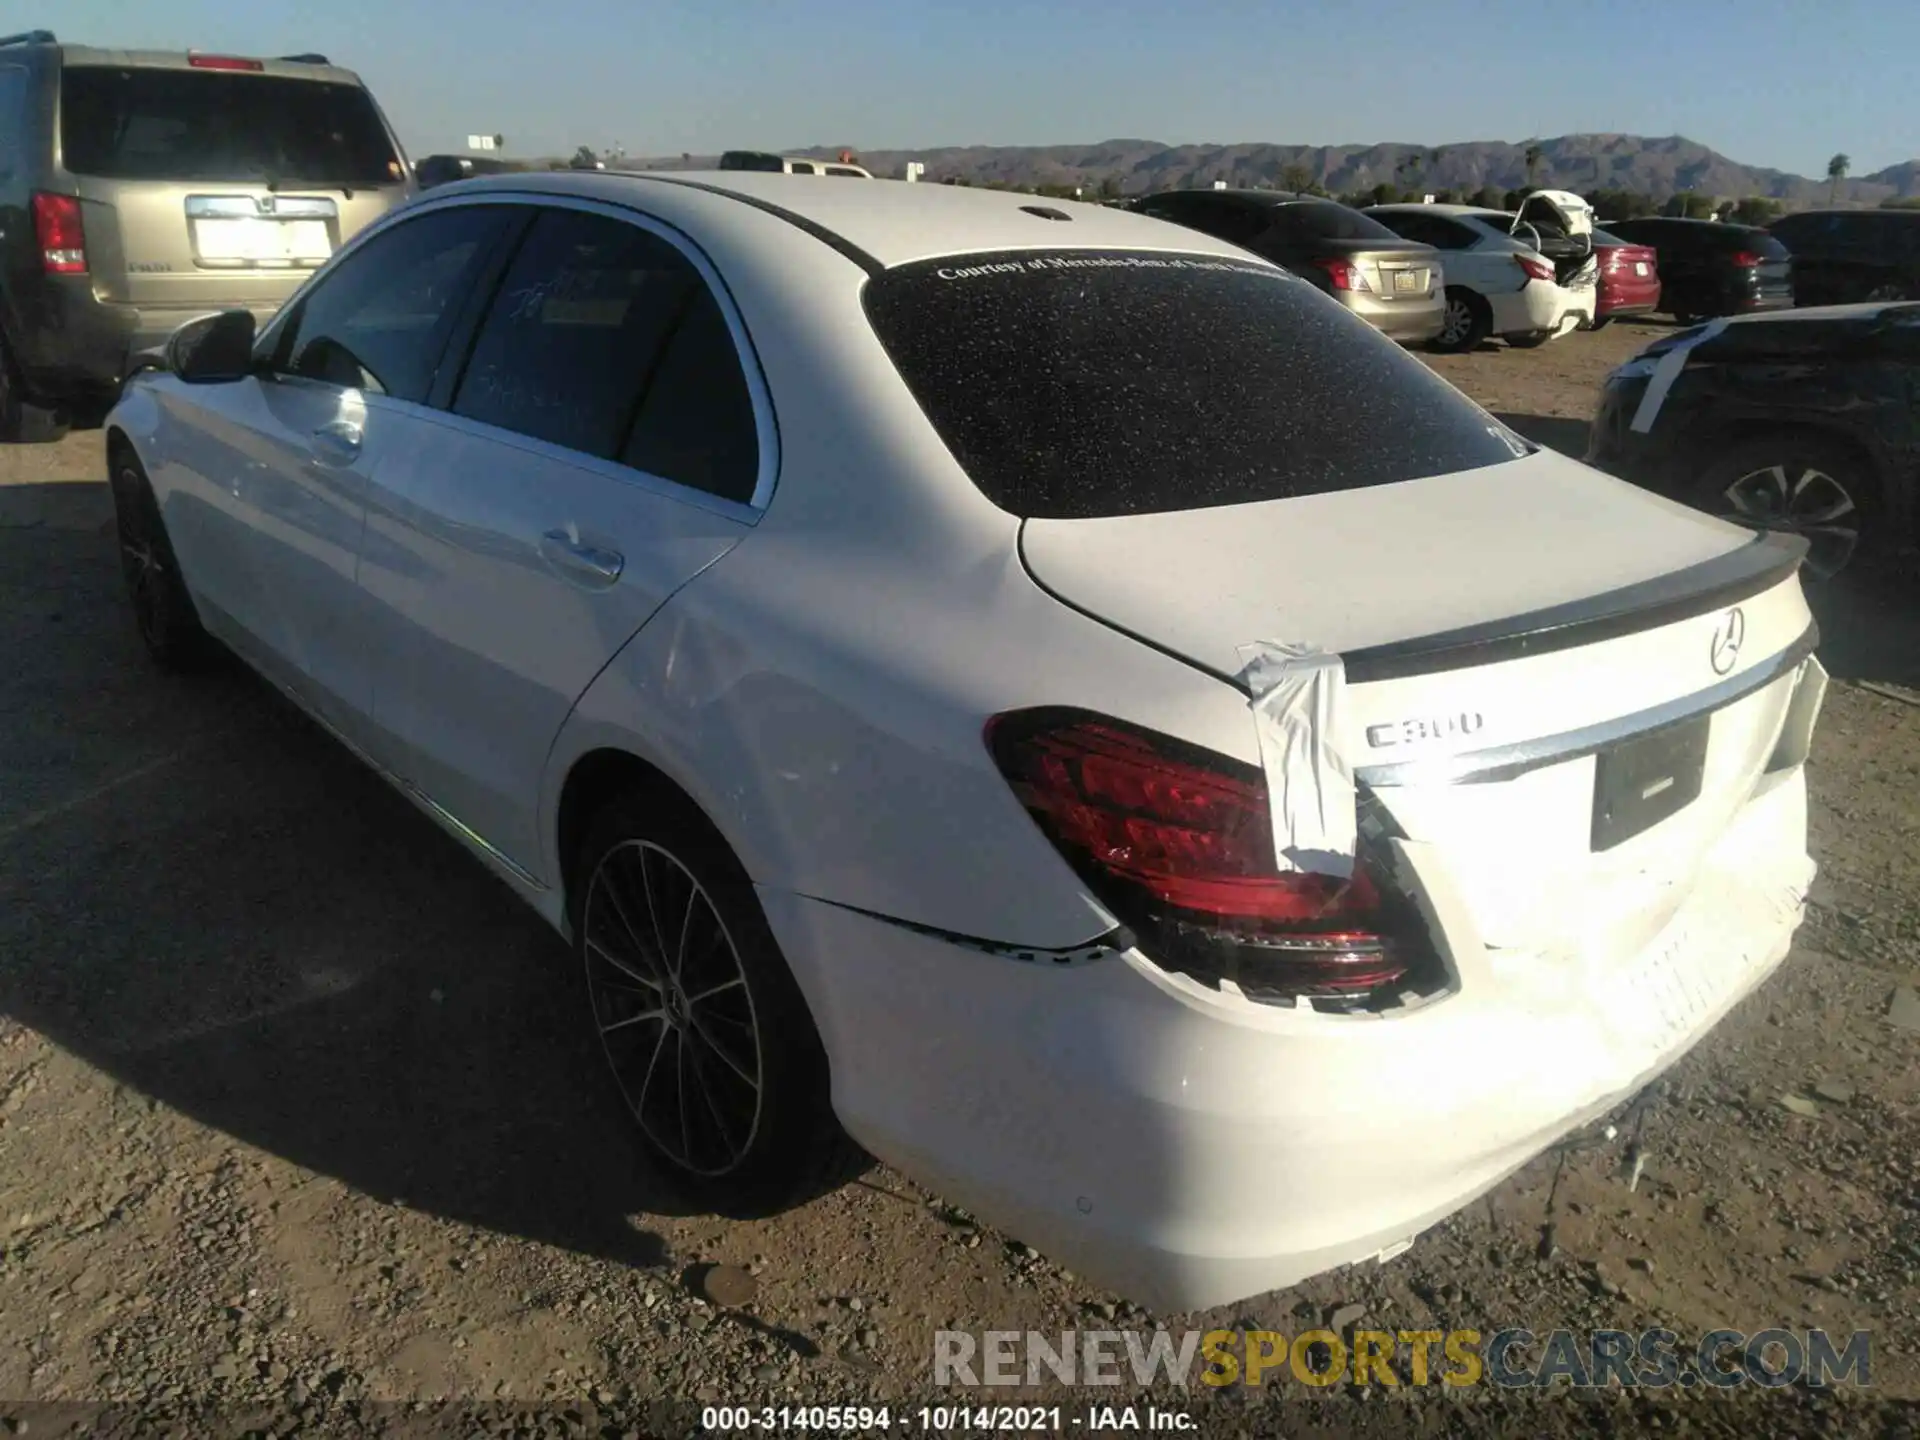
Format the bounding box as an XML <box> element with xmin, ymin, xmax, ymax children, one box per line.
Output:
<box><xmin>0</xmin><ymin>332</ymin><xmax>69</xmax><ymax>444</ymax></box>
<box><xmin>1430</xmin><ymin>287</ymin><xmax>1490</xmax><ymax>354</ymax></box>
<box><xmin>570</xmin><ymin>789</ymin><xmax>861</xmax><ymax>1214</ymax></box>
<box><xmin>1688</xmin><ymin>433</ymin><xmax>1885</xmax><ymax>582</ymax></box>
<box><xmin>1504</xmin><ymin>331</ymin><xmax>1552</xmax><ymax>349</ymax></box>
<box><xmin>109</xmin><ymin>450</ymin><xmax>217</xmax><ymax>671</ymax></box>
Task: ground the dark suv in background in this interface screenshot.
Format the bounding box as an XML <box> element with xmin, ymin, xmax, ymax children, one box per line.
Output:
<box><xmin>0</xmin><ymin>30</ymin><xmax>413</xmax><ymax>439</ymax></box>
<box><xmin>1129</xmin><ymin>190</ymin><xmax>1444</xmax><ymax>344</ymax></box>
<box><xmin>1768</xmin><ymin>209</ymin><xmax>1920</xmax><ymax>306</ymax></box>
<box><xmin>1602</xmin><ymin>217</ymin><xmax>1794</xmax><ymax>323</ymax></box>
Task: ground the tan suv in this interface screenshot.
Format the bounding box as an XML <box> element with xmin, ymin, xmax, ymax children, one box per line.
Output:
<box><xmin>0</xmin><ymin>30</ymin><xmax>414</xmax><ymax>439</ymax></box>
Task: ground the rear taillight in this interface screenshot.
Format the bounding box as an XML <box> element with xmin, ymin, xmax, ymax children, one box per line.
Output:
<box><xmin>1314</xmin><ymin>259</ymin><xmax>1371</xmax><ymax>292</ymax></box>
<box><xmin>31</xmin><ymin>192</ymin><xmax>86</xmax><ymax>274</ymax></box>
<box><xmin>1730</xmin><ymin>251</ymin><xmax>1765</xmax><ymax>268</ymax></box>
<box><xmin>187</xmin><ymin>53</ymin><xmax>266</xmax><ymax>70</ymax></box>
<box><xmin>987</xmin><ymin>710</ymin><xmax>1425</xmax><ymax>1003</ymax></box>
<box><xmin>1516</xmin><ymin>254</ymin><xmax>1555</xmax><ymax>284</ymax></box>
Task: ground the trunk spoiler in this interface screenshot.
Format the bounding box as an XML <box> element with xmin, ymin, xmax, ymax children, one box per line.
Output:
<box><xmin>1341</xmin><ymin>530</ymin><xmax>1808</xmax><ymax>685</ymax></box>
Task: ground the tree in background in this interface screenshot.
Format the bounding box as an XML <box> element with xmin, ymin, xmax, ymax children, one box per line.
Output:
<box><xmin>1727</xmin><ymin>196</ymin><xmax>1782</xmax><ymax>227</ymax></box>
<box><xmin>1663</xmin><ymin>191</ymin><xmax>1716</xmax><ymax>219</ymax></box>
<box><xmin>1502</xmin><ymin>188</ymin><xmax>1529</xmax><ymax>210</ymax></box>
<box><xmin>1395</xmin><ymin>150</ymin><xmax>1426</xmax><ymax>195</ymax></box>
<box><xmin>1434</xmin><ymin>189</ymin><xmax>1461</xmax><ymax>204</ymax></box>
<box><xmin>1097</xmin><ymin>174</ymin><xmax>1122</xmax><ymax>200</ymax></box>
<box><xmin>1880</xmin><ymin>197</ymin><xmax>1920</xmax><ymax>209</ymax></box>
<box><xmin>1523</xmin><ymin>142</ymin><xmax>1544</xmax><ymax>189</ymax></box>
<box><xmin>1827</xmin><ymin>153</ymin><xmax>1850</xmax><ymax>205</ymax></box>
<box><xmin>1472</xmin><ymin>184</ymin><xmax>1506</xmax><ymax>209</ymax></box>
<box><xmin>1280</xmin><ymin>163</ymin><xmax>1313</xmax><ymax>194</ymax></box>
<box><xmin>1590</xmin><ymin>188</ymin><xmax>1658</xmax><ymax>220</ymax></box>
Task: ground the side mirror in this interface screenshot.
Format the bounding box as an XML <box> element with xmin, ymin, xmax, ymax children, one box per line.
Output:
<box><xmin>167</xmin><ymin>310</ymin><xmax>258</xmax><ymax>384</ymax></box>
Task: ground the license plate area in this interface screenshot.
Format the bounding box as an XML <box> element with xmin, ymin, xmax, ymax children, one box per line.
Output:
<box><xmin>1393</xmin><ymin>269</ymin><xmax>1421</xmax><ymax>293</ymax></box>
<box><xmin>1591</xmin><ymin>714</ymin><xmax>1710</xmax><ymax>852</ymax></box>
<box><xmin>1633</xmin><ymin>261</ymin><xmax>1649</xmax><ymax>276</ymax></box>
<box><xmin>185</xmin><ymin>195</ymin><xmax>338</xmax><ymax>269</ymax></box>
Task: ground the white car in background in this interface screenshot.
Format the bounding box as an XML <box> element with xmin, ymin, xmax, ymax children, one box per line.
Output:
<box><xmin>1369</xmin><ymin>191</ymin><xmax>1600</xmax><ymax>352</ymax></box>
<box><xmin>103</xmin><ymin>172</ymin><xmax>1823</xmax><ymax>1311</ymax></box>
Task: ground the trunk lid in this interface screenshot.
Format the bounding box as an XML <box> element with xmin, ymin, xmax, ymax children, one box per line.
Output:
<box><xmin>1020</xmin><ymin>449</ymin><xmax>1817</xmax><ymax>954</ymax></box>
<box><xmin>1331</xmin><ymin>243</ymin><xmax>1441</xmax><ymax>300</ymax></box>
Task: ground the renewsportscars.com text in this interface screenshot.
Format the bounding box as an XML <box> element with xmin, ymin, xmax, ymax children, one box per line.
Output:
<box><xmin>933</xmin><ymin>1327</ymin><xmax>1871</xmax><ymax>1390</ymax></box>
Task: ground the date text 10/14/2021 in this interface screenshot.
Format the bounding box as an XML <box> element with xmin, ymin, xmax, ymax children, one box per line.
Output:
<box><xmin>700</xmin><ymin>1407</ymin><xmax>1193</xmax><ymax>1432</ymax></box>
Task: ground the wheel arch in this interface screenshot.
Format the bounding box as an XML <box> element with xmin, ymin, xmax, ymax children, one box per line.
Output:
<box><xmin>553</xmin><ymin>745</ymin><xmax>746</xmax><ymax>931</ymax></box>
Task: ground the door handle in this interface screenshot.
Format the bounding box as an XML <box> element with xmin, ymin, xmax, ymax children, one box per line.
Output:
<box><xmin>310</xmin><ymin>419</ymin><xmax>363</xmax><ymax>467</ymax></box>
<box><xmin>539</xmin><ymin>528</ymin><xmax>625</xmax><ymax>586</ymax></box>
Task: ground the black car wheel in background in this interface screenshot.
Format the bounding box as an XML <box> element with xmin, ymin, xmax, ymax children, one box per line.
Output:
<box><xmin>1688</xmin><ymin>434</ymin><xmax>1882</xmax><ymax>581</ymax></box>
<box><xmin>1587</xmin><ymin>305</ymin><xmax>1918</xmax><ymax>581</ymax></box>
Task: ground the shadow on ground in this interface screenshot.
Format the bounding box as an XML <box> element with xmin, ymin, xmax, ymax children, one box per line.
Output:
<box><xmin>1495</xmin><ymin>413</ymin><xmax>1920</xmax><ymax>692</ymax></box>
<box><xmin>0</xmin><ymin>482</ymin><xmax>733</xmax><ymax>1274</ymax></box>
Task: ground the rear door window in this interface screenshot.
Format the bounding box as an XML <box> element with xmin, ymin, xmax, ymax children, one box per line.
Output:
<box><xmin>865</xmin><ymin>250</ymin><xmax>1523</xmax><ymax>520</ymax></box>
<box><xmin>58</xmin><ymin>66</ymin><xmax>401</xmax><ymax>185</ymax></box>
<box><xmin>450</xmin><ymin>207</ymin><xmax>761</xmax><ymax>500</ymax></box>
<box><xmin>274</xmin><ymin>205</ymin><xmax>513</xmax><ymax>401</ymax></box>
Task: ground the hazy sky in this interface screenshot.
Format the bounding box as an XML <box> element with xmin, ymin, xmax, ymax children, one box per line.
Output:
<box><xmin>47</xmin><ymin>0</ymin><xmax>1920</xmax><ymax>177</ymax></box>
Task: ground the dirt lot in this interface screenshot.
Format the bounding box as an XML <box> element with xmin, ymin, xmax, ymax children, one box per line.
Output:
<box><xmin>1</xmin><ymin>324</ymin><xmax>1917</xmax><ymax>1439</ymax></box>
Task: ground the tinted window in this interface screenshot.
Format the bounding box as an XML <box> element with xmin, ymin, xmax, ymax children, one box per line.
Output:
<box><xmin>277</xmin><ymin>207</ymin><xmax>510</xmax><ymax>400</ymax></box>
<box><xmin>864</xmin><ymin>250</ymin><xmax>1523</xmax><ymax>520</ymax></box>
<box><xmin>0</xmin><ymin>67</ymin><xmax>25</xmax><ymax>174</ymax></box>
<box><xmin>788</xmin><ymin>161</ymin><xmax>816</xmax><ymax>175</ymax></box>
<box><xmin>1141</xmin><ymin>196</ymin><xmax>1264</xmax><ymax>245</ymax></box>
<box><xmin>1267</xmin><ymin>201</ymin><xmax>1404</xmax><ymax>243</ymax></box>
<box><xmin>451</xmin><ymin>209</ymin><xmax>754</xmax><ymax>480</ymax></box>
<box><xmin>59</xmin><ymin>66</ymin><xmax>400</xmax><ymax>184</ymax></box>
<box><xmin>1371</xmin><ymin>211</ymin><xmax>1474</xmax><ymax>250</ymax></box>
<box><xmin>825</xmin><ymin>166</ymin><xmax>865</xmax><ymax>178</ymax></box>
<box><xmin>620</xmin><ymin>286</ymin><xmax>760</xmax><ymax>502</ymax></box>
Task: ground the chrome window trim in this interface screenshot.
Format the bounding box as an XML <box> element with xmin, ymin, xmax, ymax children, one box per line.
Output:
<box><xmin>1356</xmin><ymin>625</ymin><xmax>1819</xmax><ymax>788</ymax></box>
<box><xmin>253</xmin><ymin>188</ymin><xmax>782</xmax><ymax>517</ymax></box>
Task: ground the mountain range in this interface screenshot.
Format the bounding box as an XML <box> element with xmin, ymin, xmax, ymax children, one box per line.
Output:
<box><xmin>641</xmin><ymin>134</ymin><xmax>1920</xmax><ymax>204</ymax></box>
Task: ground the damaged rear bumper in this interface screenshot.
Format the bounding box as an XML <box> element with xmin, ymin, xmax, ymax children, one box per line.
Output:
<box><xmin>758</xmin><ymin>764</ymin><xmax>1815</xmax><ymax>1314</ymax></box>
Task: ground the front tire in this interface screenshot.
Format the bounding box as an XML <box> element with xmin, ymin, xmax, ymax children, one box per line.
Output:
<box><xmin>571</xmin><ymin>791</ymin><xmax>855</xmax><ymax>1213</ymax></box>
<box><xmin>1689</xmin><ymin>434</ymin><xmax>1883</xmax><ymax>582</ymax></box>
<box><xmin>109</xmin><ymin>451</ymin><xmax>217</xmax><ymax>670</ymax></box>
<box><xmin>1430</xmin><ymin>287</ymin><xmax>1490</xmax><ymax>353</ymax></box>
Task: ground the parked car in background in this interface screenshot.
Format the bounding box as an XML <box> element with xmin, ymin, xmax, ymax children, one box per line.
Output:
<box><xmin>1130</xmin><ymin>190</ymin><xmax>1442</xmax><ymax>343</ymax></box>
<box><xmin>1364</xmin><ymin>202</ymin><xmax>1596</xmax><ymax>352</ymax></box>
<box><xmin>0</xmin><ymin>29</ymin><xmax>413</xmax><ymax>441</ymax></box>
<box><xmin>1587</xmin><ymin>227</ymin><xmax>1661</xmax><ymax>327</ymax></box>
<box><xmin>1587</xmin><ymin>301</ymin><xmax>1919</xmax><ymax>579</ymax></box>
<box><xmin>719</xmin><ymin>150</ymin><xmax>872</xmax><ymax>177</ymax></box>
<box><xmin>415</xmin><ymin>154</ymin><xmax>524</xmax><ymax>190</ymax></box>
<box><xmin>103</xmin><ymin>171</ymin><xmax>1826</xmax><ymax>1312</ymax></box>
<box><xmin>1601</xmin><ymin>218</ymin><xmax>1793</xmax><ymax>323</ymax></box>
<box><xmin>1768</xmin><ymin>209</ymin><xmax>1920</xmax><ymax>305</ymax></box>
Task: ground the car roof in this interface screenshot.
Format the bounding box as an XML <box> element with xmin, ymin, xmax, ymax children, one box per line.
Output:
<box><xmin>435</xmin><ymin>169</ymin><xmax>1262</xmax><ymax>271</ymax></box>
<box><xmin>1152</xmin><ymin>188</ymin><xmax>1315</xmax><ymax>204</ymax></box>
<box><xmin>1369</xmin><ymin>203</ymin><xmax>1502</xmax><ymax>219</ymax></box>
<box><xmin>57</xmin><ymin>43</ymin><xmax>365</xmax><ymax>85</ymax></box>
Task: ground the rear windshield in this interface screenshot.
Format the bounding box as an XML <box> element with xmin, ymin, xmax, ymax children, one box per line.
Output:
<box><xmin>59</xmin><ymin>66</ymin><xmax>400</xmax><ymax>185</ymax></box>
<box><xmin>1270</xmin><ymin>201</ymin><xmax>1404</xmax><ymax>243</ymax></box>
<box><xmin>864</xmin><ymin>250</ymin><xmax>1526</xmax><ymax>520</ymax></box>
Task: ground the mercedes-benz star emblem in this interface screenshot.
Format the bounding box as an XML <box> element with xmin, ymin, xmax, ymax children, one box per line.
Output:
<box><xmin>1710</xmin><ymin>607</ymin><xmax>1746</xmax><ymax>676</ymax></box>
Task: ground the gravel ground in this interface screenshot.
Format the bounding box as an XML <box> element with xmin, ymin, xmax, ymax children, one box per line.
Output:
<box><xmin>1</xmin><ymin>326</ymin><xmax>1916</xmax><ymax>1439</ymax></box>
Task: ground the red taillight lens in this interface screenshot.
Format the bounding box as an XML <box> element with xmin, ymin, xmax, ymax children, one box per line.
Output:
<box><xmin>987</xmin><ymin>711</ymin><xmax>1415</xmax><ymax>999</ymax></box>
<box><xmin>1516</xmin><ymin>254</ymin><xmax>1554</xmax><ymax>283</ymax></box>
<box><xmin>1314</xmin><ymin>259</ymin><xmax>1369</xmax><ymax>292</ymax></box>
<box><xmin>31</xmin><ymin>192</ymin><xmax>86</xmax><ymax>274</ymax></box>
<box><xmin>187</xmin><ymin>53</ymin><xmax>266</xmax><ymax>70</ymax></box>
<box><xmin>1730</xmin><ymin>251</ymin><xmax>1764</xmax><ymax>267</ymax></box>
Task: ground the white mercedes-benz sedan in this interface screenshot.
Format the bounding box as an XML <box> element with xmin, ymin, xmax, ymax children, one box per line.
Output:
<box><xmin>104</xmin><ymin>171</ymin><xmax>1827</xmax><ymax>1312</ymax></box>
